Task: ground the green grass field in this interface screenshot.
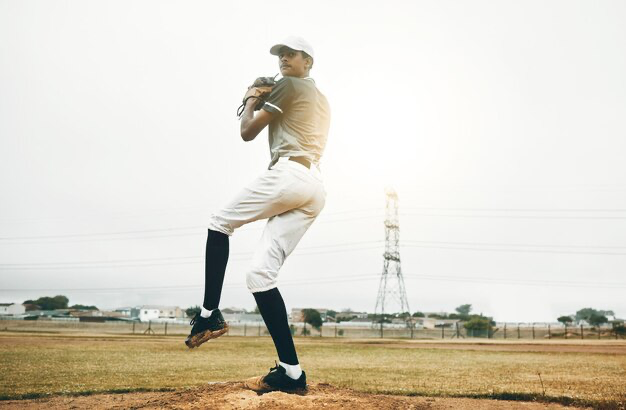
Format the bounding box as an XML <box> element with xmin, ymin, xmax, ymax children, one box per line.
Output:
<box><xmin>1</xmin><ymin>332</ymin><xmax>625</xmax><ymax>408</ymax></box>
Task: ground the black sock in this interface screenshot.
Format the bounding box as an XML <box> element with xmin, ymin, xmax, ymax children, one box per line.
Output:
<box><xmin>202</xmin><ymin>229</ymin><xmax>229</xmax><ymax>310</ymax></box>
<box><xmin>253</xmin><ymin>287</ymin><xmax>299</xmax><ymax>365</ymax></box>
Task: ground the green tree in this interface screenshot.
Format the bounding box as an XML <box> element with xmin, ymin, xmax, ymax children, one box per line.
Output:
<box><xmin>326</xmin><ymin>310</ymin><xmax>337</xmax><ymax>319</ymax></box>
<box><xmin>575</xmin><ymin>308</ymin><xmax>601</xmax><ymax>322</ymax></box>
<box><xmin>588</xmin><ymin>314</ymin><xmax>608</xmax><ymax>328</ymax></box>
<box><xmin>302</xmin><ymin>309</ymin><xmax>323</xmax><ymax>331</ymax></box>
<box><xmin>23</xmin><ymin>295</ymin><xmax>69</xmax><ymax>310</ymax></box>
<box><xmin>412</xmin><ymin>311</ymin><xmax>425</xmax><ymax>318</ymax></box>
<box><xmin>70</xmin><ymin>304</ymin><xmax>98</xmax><ymax>311</ymax></box>
<box><xmin>455</xmin><ymin>304</ymin><xmax>472</xmax><ymax>316</ymax></box>
<box><xmin>186</xmin><ymin>305</ymin><xmax>201</xmax><ymax>318</ymax></box>
<box><xmin>464</xmin><ymin>317</ymin><xmax>492</xmax><ymax>332</ymax></box>
<box><xmin>599</xmin><ymin>310</ymin><xmax>615</xmax><ymax>319</ymax></box>
<box><xmin>557</xmin><ymin>315</ymin><xmax>573</xmax><ymax>326</ymax></box>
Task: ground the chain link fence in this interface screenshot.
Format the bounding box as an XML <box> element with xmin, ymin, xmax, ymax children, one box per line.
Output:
<box><xmin>1</xmin><ymin>319</ymin><xmax>624</xmax><ymax>340</ymax></box>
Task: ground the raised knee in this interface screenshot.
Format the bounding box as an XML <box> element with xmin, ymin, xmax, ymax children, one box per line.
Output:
<box><xmin>246</xmin><ymin>269</ymin><xmax>277</xmax><ymax>293</ymax></box>
<box><xmin>207</xmin><ymin>215</ymin><xmax>234</xmax><ymax>236</ymax></box>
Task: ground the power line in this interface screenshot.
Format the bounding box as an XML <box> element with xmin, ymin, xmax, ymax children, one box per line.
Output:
<box><xmin>5</xmin><ymin>207</ymin><xmax>626</xmax><ymax>243</ymax></box>
<box><xmin>4</xmin><ymin>205</ymin><xmax>623</xmax><ymax>225</ymax></box>
<box><xmin>0</xmin><ymin>274</ymin><xmax>381</xmax><ymax>292</ymax></box>
<box><xmin>0</xmin><ymin>206</ymin><xmax>385</xmax><ymax>225</ymax></box>
<box><xmin>0</xmin><ymin>242</ymin><xmax>383</xmax><ymax>270</ymax></box>
<box><xmin>0</xmin><ymin>226</ymin><xmax>200</xmax><ymax>241</ymax></box>
<box><xmin>0</xmin><ymin>214</ymin><xmax>383</xmax><ymax>243</ymax></box>
<box><xmin>401</xmin><ymin>213</ymin><xmax>626</xmax><ymax>220</ymax></box>
<box><xmin>403</xmin><ymin>207</ymin><xmax>626</xmax><ymax>213</ymax></box>
<box><xmin>402</xmin><ymin>274</ymin><xmax>626</xmax><ymax>289</ymax></box>
<box><xmin>2</xmin><ymin>272</ymin><xmax>625</xmax><ymax>293</ymax></box>
<box><xmin>403</xmin><ymin>239</ymin><xmax>626</xmax><ymax>250</ymax></box>
<box><xmin>401</xmin><ymin>243</ymin><xmax>626</xmax><ymax>256</ymax></box>
<box><xmin>4</xmin><ymin>236</ymin><xmax>626</xmax><ymax>271</ymax></box>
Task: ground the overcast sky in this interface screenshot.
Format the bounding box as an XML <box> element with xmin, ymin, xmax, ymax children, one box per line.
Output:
<box><xmin>1</xmin><ymin>0</ymin><xmax>625</xmax><ymax>322</ymax></box>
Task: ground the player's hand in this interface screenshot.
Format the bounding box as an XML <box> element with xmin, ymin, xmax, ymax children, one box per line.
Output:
<box><xmin>243</xmin><ymin>87</ymin><xmax>260</xmax><ymax>101</ymax></box>
<box><xmin>243</xmin><ymin>86</ymin><xmax>272</xmax><ymax>102</ymax></box>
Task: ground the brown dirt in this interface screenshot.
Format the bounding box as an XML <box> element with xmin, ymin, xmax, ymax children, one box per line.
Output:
<box><xmin>0</xmin><ymin>382</ymin><xmax>588</xmax><ymax>409</ymax></box>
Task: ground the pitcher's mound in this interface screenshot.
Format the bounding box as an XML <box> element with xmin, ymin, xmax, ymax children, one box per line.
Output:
<box><xmin>0</xmin><ymin>382</ymin><xmax>584</xmax><ymax>409</ymax></box>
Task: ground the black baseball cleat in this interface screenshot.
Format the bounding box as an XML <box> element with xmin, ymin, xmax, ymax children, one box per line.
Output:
<box><xmin>184</xmin><ymin>309</ymin><xmax>228</xmax><ymax>349</ymax></box>
<box><xmin>243</xmin><ymin>362</ymin><xmax>307</xmax><ymax>393</ymax></box>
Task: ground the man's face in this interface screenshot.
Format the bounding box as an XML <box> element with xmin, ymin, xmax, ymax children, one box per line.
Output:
<box><xmin>278</xmin><ymin>47</ymin><xmax>310</xmax><ymax>78</ymax></box>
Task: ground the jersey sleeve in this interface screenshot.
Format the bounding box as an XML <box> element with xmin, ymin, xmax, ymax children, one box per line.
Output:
<box><xmin>262</xmin><ymin>77</ymin><xmax>295</xmax><ymax>115</ymax></box>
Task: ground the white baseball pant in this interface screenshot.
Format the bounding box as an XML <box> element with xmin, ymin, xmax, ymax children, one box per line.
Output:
<box><xmin>207</xmin><ymin>157</ymin><xmax>326</xmax><ymax>293</ymax></box>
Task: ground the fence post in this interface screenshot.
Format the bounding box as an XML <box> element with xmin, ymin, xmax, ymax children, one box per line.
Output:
<box><xmin>304</xmin><ymin>322</ymin><xmax>307</xmax><ymax>337</ymax></box>
<box><xmin>532</xmin><ymin>323</ymin><xmax>535</xmax><ymax>340</ymax></box>
<box><xmin>258</xmin><ymin>323</ymin><xmax>261</xmax><ymax>336</ymax></box>
<box><xmin>244</xmin><ymin>323</ymin><xmax>247</xmax><ymax>336</ymax></box>
<box><xmin>335</xmin><ymin>324</ymin><xmax>337</xmax><ymax>338</ymax></box>
<box><xmin>548</xmin><ymin>324</ymin><xmax>551</xmax><ymax>339</ymax></box>
<box><xmin>504</xmin><ymin>323</ymin><xmax>507</xmax><ymax>339</ymax></box>
<box><xmin>132</xmin><ymin>321</ymin><xmax>135</xmax><ymax>334</ymax></box>
<box><xmin>598</xmin><ymin>326</ymin><xmax>601</xmax><ymax>340</ymax></box>
<box><xmin>380</xmin><ymin>320</ymin><xmax>383</xmax><ymax>339</ymax></box>
<box><xmin>441</xmin><ymin>325</ymin><xmax>444</xmax><ymax>339</ymax></box>
<box><xmin>517</xmin><ymin>324</ymin><xmax>520</xmax><ymax>339</ymax></box>
<box><xmin>581</xmin><ymin>324</ymin><xmax>584</xmax><ymax>340</ymax></box>
<box><xmin>565</xmin><ymin>325</ymin><xmax>567</xmax><ymax>339</ymax></box>
<box><xmin>165</xmin><ymin>322</ymin><xmax>168</xmax><ymax>336</ymax></box>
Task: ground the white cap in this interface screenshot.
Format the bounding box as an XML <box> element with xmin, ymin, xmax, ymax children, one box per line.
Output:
<box><xmin>269</xmin><ymin>36</ymin><xmax>315</xmax><ymax>59</ymax></box>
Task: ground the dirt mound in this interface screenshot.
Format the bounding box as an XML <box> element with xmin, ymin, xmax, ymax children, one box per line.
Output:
<box><xmin>0</xmin><ymin>382</ymin><xmax>584</xmax><ymax>409</ymax></box>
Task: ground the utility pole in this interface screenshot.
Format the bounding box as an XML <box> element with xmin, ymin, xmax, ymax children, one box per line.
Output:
<box><xmin>374</xmin><ymin>188</ymin><xmax>410</xmax><ymax>323</ymax></box>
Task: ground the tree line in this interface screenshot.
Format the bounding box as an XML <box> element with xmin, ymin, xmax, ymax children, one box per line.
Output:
<box><xmin>557</xmin><ymin>307</ymin><xmax>615</xmax><ymax>327</ymax></box>
<box><xmin>23</xmin><ymin>295</ymin><xmax>98</xmax><ymax>311</ymax></box>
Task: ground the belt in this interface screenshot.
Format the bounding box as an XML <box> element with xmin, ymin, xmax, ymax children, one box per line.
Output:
<box><xmin>288</xmin><ymin>156</ymin><xmax>311</xmax><ymax>169</ymax></box>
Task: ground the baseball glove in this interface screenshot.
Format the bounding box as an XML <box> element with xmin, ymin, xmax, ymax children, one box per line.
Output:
<box><xmin>237</xmin><ymin>75</ymin><xmax>278</xmax><ymax>118</ymax></box>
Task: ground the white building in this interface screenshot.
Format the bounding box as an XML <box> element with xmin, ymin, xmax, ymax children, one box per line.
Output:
<box><xmin>138</xmin><ymin>307</ymin><xmax>160</xmax><ymax>322</ymax></box>
<box><xmin>0</xmin><ymin>303</ymin><xmax>26</xmax><ymax>315</ymax></box>
<box><xmin>415</xmin><ymin>317</ymin><xmax>460</xmax><ymax>329</ymax></box>
<box><xmin>134</xmin><ymin>305</ymin><xmax>185</xmax><ymax>322</ymax></box>
<box><xmin>222</xmin><ymin>313</ymin><xmax>264</xmax><ymax>324</ymax></box>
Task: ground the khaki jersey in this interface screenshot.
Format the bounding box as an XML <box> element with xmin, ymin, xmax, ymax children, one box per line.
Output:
<box><xmin>262</xmin><ymin>77</ymin><xmax>331</xmax><ymax>169</ymax></box>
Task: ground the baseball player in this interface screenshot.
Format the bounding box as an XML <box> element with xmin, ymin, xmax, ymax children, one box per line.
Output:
<box><xmin>185</xmin><ymin>36</ymin><xmax>330</xmax><ymax>394</ymax></box>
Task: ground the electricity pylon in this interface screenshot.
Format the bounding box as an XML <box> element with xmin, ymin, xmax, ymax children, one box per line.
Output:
<box><xmin>374</xmin><ymin>188</ymin><xmax>410</xmax><ymax>317</ymax></box>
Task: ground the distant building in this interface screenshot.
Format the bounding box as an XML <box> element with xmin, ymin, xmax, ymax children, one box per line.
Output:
<box><xmin>336</xmin><ymin>311</ymin><xmax>368</xmax><ymax>321</ymax></box>
<box><xmin>69</xmin><ymin>310</ymin><xmax>104</xmax><ymax>318</ymax></box>
<box><xmin>0</xmin><ymin>303</ymin><xmax>26</xmax><ymax>316</ymax></box>
<box><xmin>222</xmin><ymin>313</ymin><xmax>264</xmax><ymax>324</ymax></box>
<box><xmin>138</xmin><ymin>307</ymin><xmax>160</xmax><ymax>321</ymax></box>
<box><xmin>414</xmin><ymin>317</ymin><xmax>459</xmax><ymax>329</ymax></box>
<box><xmin>133</xmin><ymin>305</ymin><xmax>185</xmax><ymax>322</ymax></box>
<box><xmin>114</xmin><ymin>307</ymin><xmax>133</xmax><ymax>317</ymax></box>
<box><xmin>348</xmin><ymin>317</ymin><xmax>374</xmax><ymax>324</ymax></box>
<box><xmin>25</xmin><ymin>309</ymin><xmax>71</xmax><ymax>318</ymax></box>
<box><xmin>424</xmin><ymin>311</ymin><xmax>448</xmax><ymax>318</ymax></box>
<box><xmin>221</xmin><ymin>307</ymin><xmax>247</xmax><ymax>315</ymax></box>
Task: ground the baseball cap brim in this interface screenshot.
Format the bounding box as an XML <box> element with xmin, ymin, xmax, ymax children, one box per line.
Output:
<box><xmin>269</xmin><ymin>36</ymin><xmax>315</xmax><ymax>59</ymax></box>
